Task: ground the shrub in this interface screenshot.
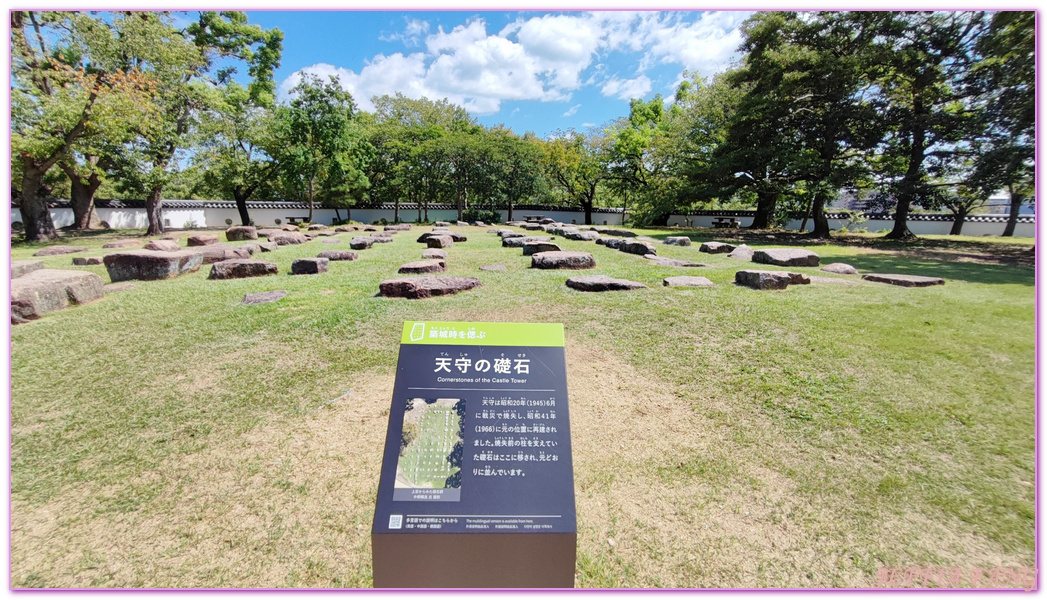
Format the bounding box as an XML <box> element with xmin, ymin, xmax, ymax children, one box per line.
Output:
<box><xmin>225</xmin><ymin>218</ymin><xmax>233</xmax><ymax>226</ymax></box>
<box><xmin>183</xmin><ymin>220</ymin><xmax>198</xmax><ymax>229</ymax></box>
<box><xmin>462</xmin><ymin>208</ymin><xmax>500</xmax><ymax>224</ymax></box>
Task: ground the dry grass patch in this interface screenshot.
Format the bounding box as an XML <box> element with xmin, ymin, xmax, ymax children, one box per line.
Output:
<box><xmin>12</xmin><ymin>371</ymin><xmax>393</xmax><ymax>588</ymax></box>
<box><xmin>565</xmin><ymin>343</ymin><xmax>1029</xmax><ymax>588</ymax></box>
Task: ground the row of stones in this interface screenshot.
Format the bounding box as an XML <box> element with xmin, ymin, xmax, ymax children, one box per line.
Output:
<box><xmin>11</xmin><ymin>224</ymin><xmax>412</xmax><ymax>321</ymax></box>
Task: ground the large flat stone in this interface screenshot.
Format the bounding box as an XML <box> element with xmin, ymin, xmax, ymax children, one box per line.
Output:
<box><xmin>565</xmin><ymin>275</ymin><xmax>647</xmax><ymax>292</ymax></box>
<box><xmin>208</xmin><ymin>259</ymin><xmax>278</xmax><ymax>280</ymax></box>
<box><xmin>726</xmin><ymin>244</ymin><xmax>754</xmax><ymax>260</ymax></box>
<box><xmin>12</xmin><ymin>260</ymin><xmax>45</xmax><ymax>279</ymax></box>
<box><xmin>242</xmin><ymin>290</ymin><xmax>287</xmax><ymax>305</ymax></box>
<box><xmin>72</xmin><ymin>257</ymin><xmax>104</xmax><ymax>265</ymax></box>
<box><xmin>563</xmin><ymin>230</ymin><xmax>600</xmax><ymax>241</ymax></box>
<box><xmin>318</xmin><ymin>250</ymin><xmax>359</xmax><ymax>261</ymax></box>
<box><xmin>187</xmin><ymin>234</ymin><xmax>220</xmax><ymax>247</ymax></box>
<box><xmin>752</xmin><ymin>248</ymin><xmax>820</xmax><ymax>267</ymax></box>
<box><xmin>11</xmin><ymin>269</ymin><xmax>104</xmax><ymax>323</ymax></box>
<box><xmin>379</xmin><ymin>276</ymin><xmax>482</xmax><ymax>299</ymax></box>
<box><xmin>193</xmin><ymin>245</ymin><xmax>252</xmax><ymax>265</ymax></box>
<box><xmin>418</xmin><ymin>231</ymin><xmax>466</xmax><ymax>243</ymax></box>
<box><xmin>144</xmin><ymin>239</ymin><xmax>181</xmax><ymax>251</ymax></box>
<box><xmin>398</xmin><ymin>259</ymin><xmax>447</xmax><ymax>274</ymax></box>
<box><xmin>350</xmin><ymin>237</ymin><xmax>375</xmax><ymax>250</ymax></box>
<box><xmin>522</xmin><ymin>242</ymin><xmax>562</xmax><ymax>256</ymax></box>
<box><xmin>33</xmin><ymin>246</ymin><xmax>88</xmax><ymax>257</ymax></box>
<box><xmin>102</xmin><ymin>239</ymin><xmax>141</xmax><ymax>249</ymax></box>
<box><xmin>620</xmin><ymin>240</ymin><xmax>657</xmax><ymax>256</ymax></box>
<box><xmin>291</xmin><ymin>258</ymin><xmax>329</xmax><ymax>275</ymax></box>
<box><xmin>530</xmin><ymin>251</ymin><xmax>596</xmax><ymax>270</ymax></box>
<box><xmin>423</xmin><ymin>249</ymin><xmax>448</xmax><ymax>259</ymax></box>
<box><xmin>225</xmin><ymin>226</ymin><xmax>258</xmax><ymax>241</ymax></box>
<box><xmin>321</xmin><ymin>238</ymin><xmax>342</xmax><ymax>244</ymax></box>
<box><xmin>103</xmin><ymin>250</ymin><xmax>203</xmax><ymax>282</ymax></box>
<box><xmin>862</xmin><ymin>273</ymin><xmax>945</xmax><ymax>287</ymax></box>
<box><xmin>427</xmin><ymin>235</ymin><xmax>454</xmax><ymax>249</ymax></box>
<box><xmin>256</xmin><ymin>228</ymin><xmax>285</xmax><ymax>238</ymax></box>
<box><xmin>821</xmin><ymin>263</ymin><xmax>859</xmax><ymax>275</ymax></box>
<box><xmin>735</xmin><ymin>270</ymin><xmax>792</xmax><ymax>290</ymax></box>
<box><xmin>271</xmin><ymin>232</ymin><xmax>308</xmax><ymax>245</ymax></box>
<box><xmin>597</xmin><ymin>238</ymin><xmax>624</xmax><ymax>249</ymax></box>
<box><xmin>503</xmin><ymin>236</ymin><xmax>553</xmax><ymax>248</ymax></box>
<box><xmin>699</xmin><ymin>241</ymin><xmax>735</xmax><ymax>254</ymax></box>
<box><xmin>663</xmin><ymin>276</ymin><xmax>714</xmax><ymax>287</ymax></box>
<box><xmin>385</xmin><ymin>224</ymin><xmax>412</xmax><ymax>231</ymax></box>
<box><xmin>664</xmin><ymin>236</ymin><xmax>692</xmax><ymax>246</ymax></box>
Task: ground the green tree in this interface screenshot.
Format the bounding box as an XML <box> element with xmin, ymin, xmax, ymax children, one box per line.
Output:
<box><xmin>364</xmin><ymin>94</ymin><xmax>473</xmax><ymax>222</ymax></box>
<box><xmin>491</xmin><ymin>129</ymin><xmax>546</xmax><ymax>222</ymax></box>
<box><xmin>113</xmin><ymin>11</ymin><xmax>282</xmax><ymax>235</ymax></box>
<box><xmin>11</xmin><ymin>11</ymin><xmax>163</xmax><ymax>241</ymax></box>
<box><xmin>275</xmin><ymin>74</ymin><xmax>371</xmax><ymax>222</ymax></box>
<box><xmin>870</xmin><ymin>11</ymin><xmax>984</xmax><ymax>240</ymax></box>
<box><xmin>713</xmin><ymin>12</ymin><xmax>884</xmax><ymax>236</ymax></box>
<box><xmin>543</xmin><ymin>129</ymin><xmax>607</xmax><ymax>225</ymax></box>
<box><xmin>966</xmin><ymin>11</ymin><xmax>1034</xmax><ymax>236</ymax></box>
<box><xmin>194</xmin><ymin>81</ymin><xmax>281</xmax><ymax>225</ymax></box>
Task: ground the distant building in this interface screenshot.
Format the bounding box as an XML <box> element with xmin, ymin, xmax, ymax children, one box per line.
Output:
<box><xmin>983</xmin><ymin>192</ymin><xmax>1035</xmax><ymax>215</ymax></box>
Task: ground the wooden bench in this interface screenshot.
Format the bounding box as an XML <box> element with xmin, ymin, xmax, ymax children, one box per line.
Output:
<box><xmin>285</xmin><ymin>216</ymin><xmax>305</xmax><ymax>224</ymax></box>
<box><xmin>523</xmin><ymin>215</ymin><xmax>543</xmax><ymax>223</ymax></box>
<box><xmin>712</xmin><ymin>217</ymin><xmax>740</xmax><ymax>228</ymax></box>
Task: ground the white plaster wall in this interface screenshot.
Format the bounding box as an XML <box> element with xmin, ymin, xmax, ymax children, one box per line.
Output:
<box><xmin>668</xmin><ymin>214</ymin><xmax>1034</xmax><ymax>238</ymax></box>
<box><xmin>11</xmin><ymin>206</ymin><xmax>1032</xmax><ymax>237</ymax></box>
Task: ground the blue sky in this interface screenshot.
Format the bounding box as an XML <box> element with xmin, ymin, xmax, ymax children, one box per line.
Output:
<box><xmin>237</xmin><ymin>10</ymin><xmax>752</xmax><ymax>137</ymax></box>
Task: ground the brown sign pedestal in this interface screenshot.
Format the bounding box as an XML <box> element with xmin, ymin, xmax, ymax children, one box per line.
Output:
<box><xmin>373</xmin><ymin>533</ymin><xmax>575</xmax><ymax>588</ymax></box>
<box><xmin>372</xmin><ymin>322</ymin><xmax>576</xmax><ymax>588</ymax></box>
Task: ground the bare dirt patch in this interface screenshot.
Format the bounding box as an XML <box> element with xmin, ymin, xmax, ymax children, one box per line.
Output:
<box><xmin>11</xmin><ymin>343</ymin><xmax>1029</xmax><ymax>589</ymax></box>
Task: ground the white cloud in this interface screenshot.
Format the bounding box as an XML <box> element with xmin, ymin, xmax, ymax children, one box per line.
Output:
<box><xmin>379</xmin><ymin>17</ymin><xmax>431</xmax><ymax>47</ymax></box>
<box><xmin>641</xmin><ymin>11</ymin><xmax>751</xmax><ymax>76</ymax></box>
<box><xmin>562</xmin><ymin>104</ymin><xmax>581</xmax><ymax>117</ymax></box>
<box><xmin>601</xmin><ymin>75</ymin><xmax>652</xmax><ymax>101</ymax></box>
<box><xmin>278</xmin><ymin>11</ymin><xmax>749</xmax><ymax>117</ymax></box>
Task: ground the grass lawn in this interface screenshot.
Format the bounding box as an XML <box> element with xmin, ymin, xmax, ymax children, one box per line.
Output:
<box><xmin>9</xmin><ymin>224</ymin><xmax>1035</xmax><ymax>588</ymax></box>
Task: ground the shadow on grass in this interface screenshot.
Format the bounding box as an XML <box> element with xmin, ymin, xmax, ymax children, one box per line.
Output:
<box><xmin>841</xmin><ymin>253</ymin><xmax>1034</xmax><ymax>287</ymax></box>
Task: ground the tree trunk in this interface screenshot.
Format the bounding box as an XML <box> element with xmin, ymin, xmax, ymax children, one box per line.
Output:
<box><xmin>334</xmin><ymin>207</ymin><xmax>341</xmax><ymax>222</ymax></box>
<box><xmin>799</xmin><ymin>196</ymin><xmax>814</xmax><ymax>233</ymax></box>
<box><xmin>234</xmin><ymin>188</ymin><xmax>251</xmax><ymax>226</ymax></box>
<box><xmin>886</xmin><ymin>97</ymin><xmax>924</xmax><ymax>241</ymax></box>
<box><xmin>507</xmin><ymin>197</ymin><xmax>514</xmax><ymax>223</ymax></box>
<box><xmin>748</xmin><ymin>190</ymin><xmax>777</xmax><ymax>229</ymax></box>
<box><xmin>307</xmin><ymin>178</ymin><xmax>315</xmax><ymax>222</ymax></box>
<box><xmin>583</xmin><ymin>200</ymin><xmax>593</xmax><ymax>225</ymax></box>
<box><xmin>949</xmin><ymin>208</ymin><xmax>967</xmax><ymax>235</ymax></box>
<box><xmin>809</xmin><ymin>191</ymin><xmax>831</xmax><ymax>238</ymax></box>
<box><xmin>19</xmin><ymin>160</ymin><xmax>59</xmax><ymax>241</ymax></box>
<box><xmin>1002</xmin><ymin>187</ymin><xmax>1023</xmax><ymax>237</ymax></box>
<box><xmin>61</xmin><ymin>159</ymin><xmax>103</xmax><ymax>229</ymax></box>
<box><xmin>394</xmin><ymin>197</ymin><xmax>400</xmax><ymax>224</ymax></box>
<box><xmin>145</xmin><ymin>186</ymin><xmax>164</xmax><ymax>236</ymax></box>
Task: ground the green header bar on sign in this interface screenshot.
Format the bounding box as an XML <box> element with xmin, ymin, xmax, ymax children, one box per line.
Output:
<box><xmin>400</xmin><ymin>321</ymin><xmax>565</xmax><ymax>347</ymax></box>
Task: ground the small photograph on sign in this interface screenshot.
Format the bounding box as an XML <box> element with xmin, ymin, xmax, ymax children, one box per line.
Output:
<box><xmin>393</xmin><ymin>398</ymin><xmax>464</xmax><ymax>502</ymax></box>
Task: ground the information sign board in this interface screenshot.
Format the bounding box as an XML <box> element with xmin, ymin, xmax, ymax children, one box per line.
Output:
<box><xmin>372</xmin><ymin>321</ymin><xmax>576</xmax><ymax>588</ymax></box>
